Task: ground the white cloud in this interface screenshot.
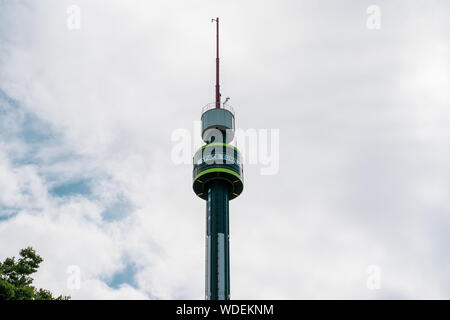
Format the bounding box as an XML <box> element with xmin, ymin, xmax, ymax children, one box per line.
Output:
<box><xmin>1</xmin><ymin>0</ymin><xmax>450</xmax><ymax>299</ymax></box>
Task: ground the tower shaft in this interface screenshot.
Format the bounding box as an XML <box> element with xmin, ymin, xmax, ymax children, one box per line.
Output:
<box><xmin>205</xmin><ymin>180</ymin><xmax>230</xmax><ymax>300</ymax></box>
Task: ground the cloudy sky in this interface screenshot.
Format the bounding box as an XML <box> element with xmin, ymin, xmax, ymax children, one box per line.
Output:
<box><xmin>1</xmin><ymin>0</ymin><xmax>449</xmax><ymax>299</ymax></box>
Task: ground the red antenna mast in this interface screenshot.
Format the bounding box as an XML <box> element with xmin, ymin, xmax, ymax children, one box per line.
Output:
<box><xmin>212</xmin><ymin>17</ymin><xmax>221</xmax><ymax>108</ymax></box>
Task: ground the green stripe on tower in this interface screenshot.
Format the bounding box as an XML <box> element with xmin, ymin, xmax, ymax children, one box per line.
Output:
<box><xmin>194</xmin><ymin>168</ymin><xmax>242</xmax><ymax>182</ymax></box>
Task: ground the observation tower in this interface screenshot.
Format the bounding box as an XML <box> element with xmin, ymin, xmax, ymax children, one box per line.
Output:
<box><xmin>192</xmin><ymin>17</ymin><xmax>244</xmax><ymax>300</ymax></box>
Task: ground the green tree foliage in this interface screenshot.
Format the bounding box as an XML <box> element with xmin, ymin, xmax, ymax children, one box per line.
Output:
<box><xmin>0</xmin><ymin>247</ymin><xmax>70</xmax><ymax>300</ymax></box>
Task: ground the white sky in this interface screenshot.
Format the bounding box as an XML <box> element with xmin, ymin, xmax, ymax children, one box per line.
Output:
<box><xmin>0</xmin><ymin>0</ymin><xmax>450</xmax><ymax>299</ymax></box>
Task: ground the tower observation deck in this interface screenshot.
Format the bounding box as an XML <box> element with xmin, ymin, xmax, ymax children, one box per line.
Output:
<box><xmin>192</xmin><ymin>17</ymin><xmax>244</xmax><ymax>300</ymax></box>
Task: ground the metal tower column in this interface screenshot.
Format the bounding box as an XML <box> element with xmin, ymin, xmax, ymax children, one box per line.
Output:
<box><xmin>205</xmin><ymin>180</ymin><xmax>230</xmax><ymax>300</ymax></box>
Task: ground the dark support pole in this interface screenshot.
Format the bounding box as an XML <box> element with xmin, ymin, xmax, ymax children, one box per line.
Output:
<box><xmin>205</xmin><ymin>180</ymin><xmax>230</xmax><ymax>300</ymax></box>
